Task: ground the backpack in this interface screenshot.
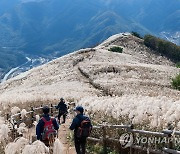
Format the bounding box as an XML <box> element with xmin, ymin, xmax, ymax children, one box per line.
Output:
<box><xmin>41</xmin><ymin>117</ymin><xmax>57</xmax><ymax>141</ymax></box>
<box><xmin>59</xmin><ymin>110</ymin><xmax>68</xmax><ymax>115</ymax></box>
<box><xmin>76</xmin><ymin>117</ymin><xmax>92</xmax><ymax>138</ymax></box>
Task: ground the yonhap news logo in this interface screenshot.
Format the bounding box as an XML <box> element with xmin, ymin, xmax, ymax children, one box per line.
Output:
<box><xmin>119</xmin><ymin>133</ymin><xmax>180</xmax><ymax>148</ymax></box>
<box><xmin>119</xmin><ymin>133</ymin><xmax>133</xmax><ymax>148</ymax></box>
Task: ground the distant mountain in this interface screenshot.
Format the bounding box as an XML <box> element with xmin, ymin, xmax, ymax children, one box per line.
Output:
<box><xmin>0</xmin><ymin>0</ymin><xmax>150</xmax><ymax>55</ymax></box>
<box><xmin>0</xmin><ymin>0</ymin><xmax>179</xmax><ymax>79</ymax></box>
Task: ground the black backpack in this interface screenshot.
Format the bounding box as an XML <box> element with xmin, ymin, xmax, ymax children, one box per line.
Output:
<box><xmin>76</xmin><ymin>117</ymin><xmax>92</xmax><ymax>138</ymax></box>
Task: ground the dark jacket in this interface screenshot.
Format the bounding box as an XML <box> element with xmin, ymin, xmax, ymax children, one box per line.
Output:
<box><xmin>69</xmin><ymin>113</ymin><xmax>92</xmax><ymax>133</ymax></box>
<box><xmin>56</xmin><ymin>101</ymin><xmax>67</xmax><ymax>112</ymax></box>
<box><xmin>36</xmin><ymin>114</ymin><xmax>59</xmax><ymax>140</ymax></box>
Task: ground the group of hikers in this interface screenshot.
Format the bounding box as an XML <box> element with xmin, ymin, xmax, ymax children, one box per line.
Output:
<box><xmin>36</xmin><ymin>98</ymin><xmax>92</xmax><ymax>154</ymax></box>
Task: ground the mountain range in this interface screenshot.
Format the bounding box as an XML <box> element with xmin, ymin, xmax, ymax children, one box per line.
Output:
<box><xmin>0</xmin><ymin>0</ymin><xmax>179</xmax><ymax>80</ymax></box>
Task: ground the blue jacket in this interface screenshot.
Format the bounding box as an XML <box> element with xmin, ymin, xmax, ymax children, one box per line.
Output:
<box><xmin>69</xmin><ymin>113</ymin><xmax>92</xmax><ymax>133</ymax></box>
<box><xmin>36</xmin><ymin>114</ymin><xmax>59</xmax><ymax>140</ymax></box>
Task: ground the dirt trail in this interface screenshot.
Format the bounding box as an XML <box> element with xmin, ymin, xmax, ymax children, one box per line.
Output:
<box><xmin>58</xmin><ymin>118</ymin><xmax>76</xmax><ymax>154</ymax></box>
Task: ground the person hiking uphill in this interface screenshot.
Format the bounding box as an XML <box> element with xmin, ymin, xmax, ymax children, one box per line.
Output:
<box><xmin>69</xmin><ymin>106</ymin><xmax>92</xmax><ymax>154</ymax></box>
<box><xmin>56</xmin><ymin>98</ymin><xmax>68</xmax><ymax>124</ymax></box>
<box><xmin>36</xmin><ymin>106</ymin><xmax>59</xmax><ymax>146</ymax></box>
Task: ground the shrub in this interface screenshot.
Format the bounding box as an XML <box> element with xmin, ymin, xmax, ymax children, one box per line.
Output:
<box><xmin>144</xmin><ymin>35</ymin><xmax>180</xmax><ymax>62</ymax></box>
<box><xmin>87</xmin><ymin>144</ymin><xmax>117</xmax><ymax>154</ymax></box>
<box><xmin>176</xmin><ymin>62</ymin><xmax>180</xmax><ymax>68</ymax></box>
<box><xmin>171</xmin><ymin>73</ymin><xmax>180</xmax><ymax>90</ymax></box>
<box><xmin>131</xmin><ymin>31</ymin><xmax>142</xmax><ymax>39</ymax></box>
<box><xmin>108</xmin><ymin>46</ymin><xmax>123</xmax><ymax>53</ymax></box>
<box><xmin>144</xmin><ymin>35</ymin><xmax>158</xmax><ymax>51</ymax></box>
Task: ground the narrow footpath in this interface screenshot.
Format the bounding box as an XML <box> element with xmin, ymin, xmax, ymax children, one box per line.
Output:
<box><xmin>58</xmin><ymin>118</ymin><xmax>76</xmax><ymax>154</ymax></box>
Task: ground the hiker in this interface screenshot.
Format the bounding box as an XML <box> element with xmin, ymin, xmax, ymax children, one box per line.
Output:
<box><xmin>69</xmin><ymin>106</ymin><xmax>92</xmax><ymax>154</ymax></box>
<box><xmin>56</xmin><ymin>98</ymin><xmax>68</xmax><ymax>124</ymax></box>
<box><xmin>36</xmin><ymin>106</ymin><xmax>59</xmax><ymax>146</ymax></box>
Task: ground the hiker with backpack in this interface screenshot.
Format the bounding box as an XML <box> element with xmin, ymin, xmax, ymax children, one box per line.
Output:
<box><xmin>69</xmin><ymin>106</ymin><xmax>92</xmax><ymax>154</ymax></box>
<box><xmin>56</xmin><ymin>98</ymin><xmax>68</xmax><ymax>124</ymax></box>
<box><xmin>36</xmin><ymin>106</ymin><xmax>59</xmax><ymax>146</ymax></box>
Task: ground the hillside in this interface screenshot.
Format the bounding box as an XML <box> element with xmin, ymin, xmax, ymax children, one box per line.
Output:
<box><xmin>0</xmin><ymin>33</ymin><xmax>180</xmax><ymax>129</ymax></box>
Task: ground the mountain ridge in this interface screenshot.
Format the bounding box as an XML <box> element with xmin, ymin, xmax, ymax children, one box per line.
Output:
<box><xmin>0</xmin><ymin>33</ymin><xmax>179</xmax><ymax>102</ymax></box>
<box><xmin>0</xmin><ymin>33</ymin><xmax>179</xmax><ymax>129</ymax></box>
<box><xmin>0</xmin><ymin>0</ymin><xmax>179</xmax><ymax>83</ymax></box>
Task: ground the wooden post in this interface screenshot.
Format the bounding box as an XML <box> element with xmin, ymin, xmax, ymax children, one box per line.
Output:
<box><xmin>13</xmin><ymin>128</ymin><xmax>16</xmax><ymax>140</ymax></box>
<box><xmin>129</xmin><ymin>124</ymin><xmax>134</xmax><ymax>154</ymax></box>
<box><xmin>168</xmin><ymin>133</ymin><xmax>173</xmax><ymax>149</ymax></box>
<box><xmin>12</xmin><ymin>119</ymin><xmax>17</xmax><ymax>140</ymax></box>
<box><xmin>19</xmin><ymin>113</ymin><xmax>21</xmax><ymax>121</ymax></box>
<box><xmin>17</xmin><ymin>113</ymin><xmax>21</xmax><ymax>128</ymax></box>
<box><xmin>102</xmin><ymin>126</ymin><xmax>107</xmax><ymax>154</ymax></box>
<box><xmin>31</xmin><ymin>107</ymin><xmax>34</xmax><ymax>127</ymax></box>
<box><xmin>167</xmin><ymin>123</ymin><xmax>173</xmax><ymax>149</ymax></box>
<box><xmin>6</xmin><ymin>114</ymin><xmax>9</xmax><ymax>121</ymax></box>
<box><xmin>51</xmin><ymin>104</ymin><xmax>53</xmax><ymax>116</ymax></box>
<box><xmin>40</xmin><ymin>105</ymin><xmax>43</xmax><ymax>116</ymax></box>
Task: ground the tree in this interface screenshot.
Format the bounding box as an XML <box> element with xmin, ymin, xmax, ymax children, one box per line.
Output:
<box><xmin>171</xmin><ymin>74</ymin><xmax>180</xmax><ymax>91</ymax></box>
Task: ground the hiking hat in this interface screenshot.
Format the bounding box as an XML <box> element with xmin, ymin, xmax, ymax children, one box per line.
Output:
<box><xmin>74</xmin><ymin>106</ymin><xmax>84</xmax><ymax>113</ymax></box>
<box><xmin>42</xmin><ymin>106</ymin><xmax>50</xmax><ymax>114</ymax></box>
<box><xmin>60</xmin><ymin>98</ymin><xmax>64</xmax><ymax>101</ymax></box>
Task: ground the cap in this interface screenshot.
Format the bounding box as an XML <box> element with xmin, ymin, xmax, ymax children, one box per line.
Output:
<box><xmin>42</xmin><ymin>106</ymin><xmax>50</xmax><ymax>114</ymax></box>
<box><xmin>74</xmin><ymin>106</ymin><xmax>84</xmax><ymax>113</ymax></box>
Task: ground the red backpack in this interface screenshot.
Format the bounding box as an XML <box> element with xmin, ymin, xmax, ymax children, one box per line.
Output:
<box><xmin>41</xmin><ymin>117</ymin><xmax>57</xmax><ymax>141</ymax></box>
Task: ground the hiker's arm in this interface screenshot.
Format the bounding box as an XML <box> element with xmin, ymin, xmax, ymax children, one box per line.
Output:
<box><xmin>65</xmin><ymin>104</ymin><xmax>68</xmax><ymax>112</ymax></box>
<box><xmin>52</xmin><ymin>119</ymin><xmax>59</xmax><ymax>130</ymax></box>
<box><xmin>36</xmin><ymin>121</ymin><xmax>43</xmax><ymax>140</ymax></box>
<box><xmin>56</xmin><ymin>103</ymin><xmax>60</xmax><ymax>109</ymax></box>
<box><xmin>69</xmin><ymin>118</ymin><xmax>78</xmax><ymax>130</ymax></box>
